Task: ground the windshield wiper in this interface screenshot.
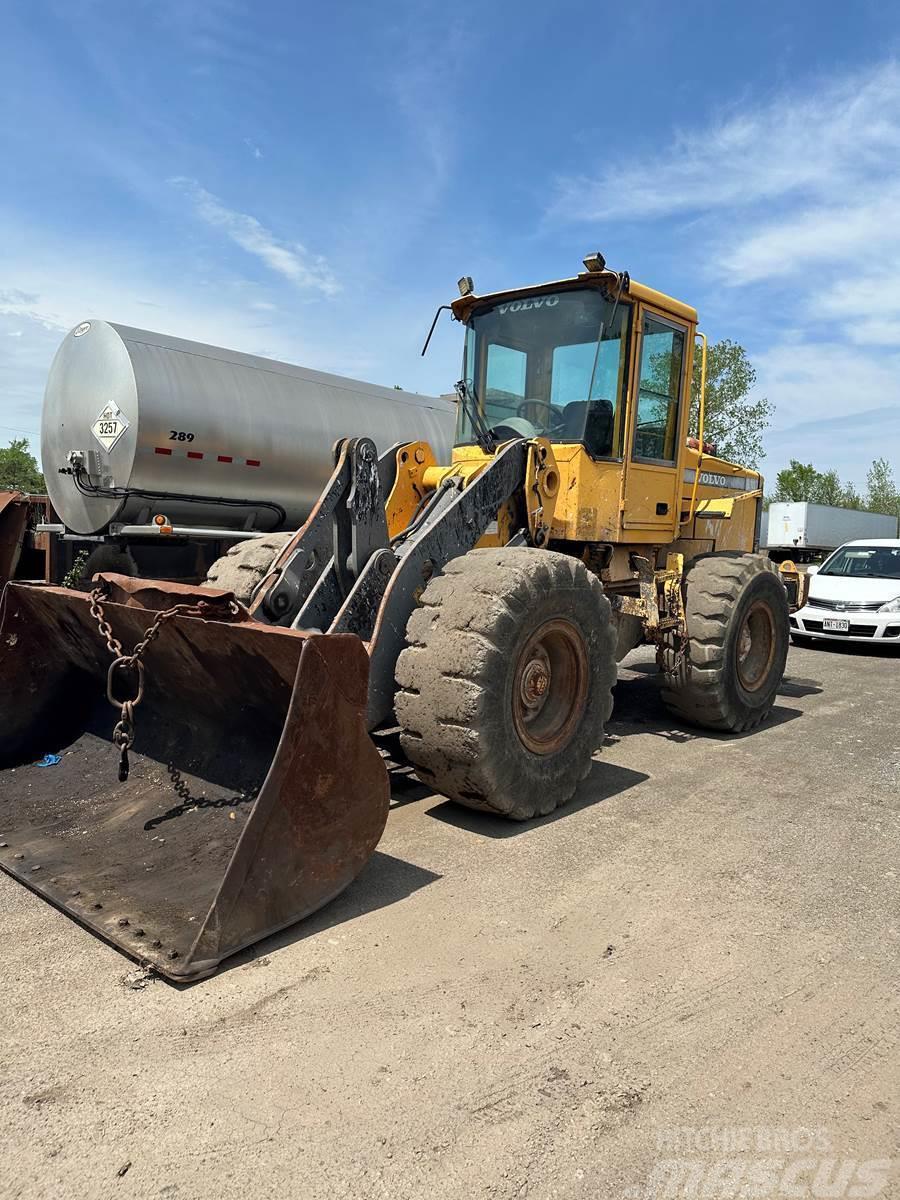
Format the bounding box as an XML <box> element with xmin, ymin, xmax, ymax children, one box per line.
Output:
<box><xmin>585</xmin><ymin>270</ymin><xmax>628</xmax><ymax>404</ymax></box>
<box><xmin>455</xmin><ymin>378</ymin><xmax>497</xmax><ymax>455</ymax></box>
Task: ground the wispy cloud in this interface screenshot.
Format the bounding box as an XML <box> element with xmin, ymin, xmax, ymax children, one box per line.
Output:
<box><xmin>0</xmin><ymin>238</ymin><xmax>320</xmax><ymax>446</ymax></box>
<box><xmin>549</xmin><ymin>59</ymin><xmax>900</xmax><ymax>481</ymax></box>
<box><xmin>243</xmin><ymin>137</ymin><xmax>263</xmax><ymax>160</ymax></box>
<box><xmin>170</xmin><ymin>178</ymin><xmax>340</xmax><ymax>295</ymax></box>
<box><xmin>549</xmin><ymin>60</ymin><xmax>900</xmax><ymax>312</ymax></box>
<box><xmin>551</xmin><ymin>61</ymin><xmax>900</xmax><ymax>226</ymax></box>
<box><xmin>754</xmin><ymin>336</ymin><xmax>900</xmax><ymax>485</ymax></box>
<box><xmin>554</xmin><ymin>59</ymin><xmax>900</xmax><ymax>340</ymax></box>
<box><xmin>0</xmin><ymin>287</ymin><xmax>68</xmax><ymax>333</ymax></box>
<box><xmin>0</xmin><ymin>288</ymin><xmax>39</xmax><ymax>307</ymax></box>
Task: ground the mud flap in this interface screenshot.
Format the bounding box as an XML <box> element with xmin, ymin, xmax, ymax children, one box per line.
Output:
<box><xmin>0</xmin><ymin>578</ymin><xmax>390</xmax><ymax>980</ymax></box>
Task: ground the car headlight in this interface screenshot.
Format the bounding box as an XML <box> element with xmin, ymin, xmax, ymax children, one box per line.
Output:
<box><xmin>878</xmin><ymin>596</ymin><xmax>900</xmax><ymax>612</ymax></box>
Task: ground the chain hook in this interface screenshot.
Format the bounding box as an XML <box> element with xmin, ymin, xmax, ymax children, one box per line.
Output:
<box><xmin>89</xmin><ymin>584</ymin><xmax>241</xmax><ymax>783</ymax></box>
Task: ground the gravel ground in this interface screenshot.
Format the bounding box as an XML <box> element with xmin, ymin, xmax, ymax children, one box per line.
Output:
<box><xmin>1</xmin><ymin>641</ymin><xmax>898</xmax><ymax>1200</ymax></box>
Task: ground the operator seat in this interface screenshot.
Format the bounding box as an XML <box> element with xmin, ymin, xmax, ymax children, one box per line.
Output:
<box><xmin>558</xmin><ymin>399</ymin><xmax>615</xmax><ymax>458</ymax></box>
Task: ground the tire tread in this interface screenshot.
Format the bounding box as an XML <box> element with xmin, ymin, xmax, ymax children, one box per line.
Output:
<box><xmin>661</xmin><ymin>552</ymin><xmax>787</xmax><ymax>733</ymax></box>
<box><xmin>396</xmin><ymin>548</ymin><xmax>617</xmax><ymax>819</ymax></box>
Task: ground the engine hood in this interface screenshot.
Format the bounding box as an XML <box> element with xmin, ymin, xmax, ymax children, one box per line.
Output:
<box><xmin>808</xmin><ymin>574</ymin><xmax>900</xmax><ymax>605</ymax></box>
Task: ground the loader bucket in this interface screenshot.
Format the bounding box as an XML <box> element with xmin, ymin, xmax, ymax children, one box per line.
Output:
<box><xmin>0</xmin><ymin>491</ymin><xmax>28</xmax><ymax>586</ymax></box>
<box><xmin>0</xmin><ymin>576</ymin><xmax>390</xmax><ymax>981</ymax></box>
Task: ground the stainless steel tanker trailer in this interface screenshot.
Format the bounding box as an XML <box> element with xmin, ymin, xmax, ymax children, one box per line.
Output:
<box><xmin>39</xmin><ymin>320</ymin><xmax>455</xmax><ymax>594</ymax></box>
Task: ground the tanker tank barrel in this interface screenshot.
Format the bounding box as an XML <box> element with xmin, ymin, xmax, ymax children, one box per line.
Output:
<box><xmin>41</xmin><ymin>320</ymin><xmax>456</xmax><ymax>539</ymax></box>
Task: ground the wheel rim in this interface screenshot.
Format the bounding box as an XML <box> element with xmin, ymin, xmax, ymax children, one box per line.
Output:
<box><xmin>735</xmin><ymin>599</ymin><xmax>776</xmax><ymax>692</ymax></box>
<box><xmin>512</xmin><ymin>619</ymin><xmax>589</xmax><ymax>755</ymax></box>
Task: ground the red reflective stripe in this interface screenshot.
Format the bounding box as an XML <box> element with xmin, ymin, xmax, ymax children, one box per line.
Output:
<box><xmin>187</xmin><ymin>451</ymin><xmax>203</xmax><ymax>460</ymax></box>
<box><xmin>246</xmin><ymin>459</ymin><xmax>261</xmax><ymax>467</ymax></box>
<box><xmin>155</xmin><ymin>447</ymin><xmax>172</xmax><ymax>455</ymax></box>
<box><xmin>217</xmin><ymin>455</ymin><xmax>233</xmax><ymax>463</ymax></box>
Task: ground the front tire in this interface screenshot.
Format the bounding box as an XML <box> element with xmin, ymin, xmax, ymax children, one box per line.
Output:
<box><xmin>661</xmin><ymin>553</ymin><xmax>789</xmax><ymax>733</ymax></box>
<box><xmin>394</xmin><ymin>548</ymin><xmax>617</xmax><ymax>820</ymax></box>
<box><xmin>205</xmin><ymin>532</ymin><xmax>293</xmax><ymax>605</ymax></box>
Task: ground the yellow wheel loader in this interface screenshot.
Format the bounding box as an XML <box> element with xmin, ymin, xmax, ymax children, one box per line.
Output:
<box><xmin>0</xmin><ymin>255</ymin><xmax>788</xmax><ymax>979</ymax></box>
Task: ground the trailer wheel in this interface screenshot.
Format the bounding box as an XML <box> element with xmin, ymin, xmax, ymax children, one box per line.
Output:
<box><xmin>395</xmin><ymin>548</ymin><xmax>617</xmax><ymax>820</ymax></box>
<box><xmin>82</xmin><ymin>544</ymin><xmax>138</xmax><ymax>582</ymax></box>
<box><xmin>660</xmin><ymin>553</ymin><xmax>789</xmax><ymax>733</ymax></box>
<box><xmin>205</xmin><ymin>533</ymin><xmax>293</xmax><ymax>606</ymax></box>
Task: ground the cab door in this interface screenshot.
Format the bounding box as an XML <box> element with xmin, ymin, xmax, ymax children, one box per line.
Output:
<box><xmin>621</xmin><ymin>310</ymin><xmax>688</xmax><ymax>534</ymax></box>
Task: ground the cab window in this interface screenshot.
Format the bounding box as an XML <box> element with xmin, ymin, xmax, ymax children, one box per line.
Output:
<box><xmin>633</xmin><ymin>316</ymin><xmax>685</xmax><ymax>463</ymax></box>
<box><xmin>458</xmin><ymin>288</ymin><xmax>631</xmax><ymax>458</ymax></box>
<box><xmin>485</xmin><ymin>343</ymin><xmax>527</xmax><ymax>404</ymax></box>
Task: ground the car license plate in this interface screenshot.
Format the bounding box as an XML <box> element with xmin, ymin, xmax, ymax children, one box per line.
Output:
<box><xmin>823</xmin><ymin>618</ymin><xmax>849</xmax><ymax>632</ymax></box>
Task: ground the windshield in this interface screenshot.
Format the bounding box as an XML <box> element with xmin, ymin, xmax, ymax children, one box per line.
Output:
<box><xmin>458</xmin><ymin>287</ymin><xmax>630</xmax><ymax>457</ymax></box>
<box><xmin>820</xmin><ymin>544</ymin><xmax>900</xmax><ymax>579</ymax></box>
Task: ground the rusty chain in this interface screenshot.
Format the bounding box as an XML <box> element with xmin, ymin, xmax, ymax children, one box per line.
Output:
<box><xmin>89</xmin><ymin>583</ymin><xmax>241</xmax><ymax>782</ymax></box>
<box><xmin>657</xmin><ymin>631</ymin><xmax>689</xmax><ymax>679</ymax></box>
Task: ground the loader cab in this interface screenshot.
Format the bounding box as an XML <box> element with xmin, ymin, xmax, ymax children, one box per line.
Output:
<box><xmin>456</xmin><ymin>284</ymin><xmax>631</xmax><ymax>459</ymax></box>
<box><xmin>452</xmin><ymin>268</ymin><xmax>698</xmax><ymax>543</ymax></box>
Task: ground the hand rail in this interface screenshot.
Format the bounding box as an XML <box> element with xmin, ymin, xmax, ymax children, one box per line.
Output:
<box><xmin>688</xmin><ymin>331</ymin><xmax>708</xmax><ymax>523</ymax></box>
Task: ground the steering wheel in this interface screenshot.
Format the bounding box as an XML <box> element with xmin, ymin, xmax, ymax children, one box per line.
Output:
<box><xmin>516</xmin><ymin>400</ymin><xmax>565</xmax><ymax>430</ymax></box>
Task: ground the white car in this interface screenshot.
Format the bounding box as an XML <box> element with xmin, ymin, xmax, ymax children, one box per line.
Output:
<box><xmin>791</xmin><ymin>539</ymin><xmax>900</xmax><ymax>645</ymax></box>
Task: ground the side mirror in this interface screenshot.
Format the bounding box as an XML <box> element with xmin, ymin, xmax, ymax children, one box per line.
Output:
<box><xmin>805</xmin><ymin>565</ymin><xmax>819</xmax><ymax>576</ymax></box>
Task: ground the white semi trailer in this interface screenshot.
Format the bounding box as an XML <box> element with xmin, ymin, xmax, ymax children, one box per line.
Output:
<box><xmin>763</xmin><ymin>502</ymin><xmax>898</xmax><ymax>562</ymax></box>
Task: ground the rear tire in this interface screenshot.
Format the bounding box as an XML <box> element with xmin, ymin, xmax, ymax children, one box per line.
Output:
<box><xmin>395</xmin><ymin>548</ymin><xmax>617</xmax><ymax>820</ymax></box>
<box><xmin>205</xmin><ymin>533</ymin><xmax>293</xmax><ymax>605</ymax></box>
<box><xmin>661</xmin><ymin>552</ymin><xmax>789</xmax><ymax>733</ymax></box>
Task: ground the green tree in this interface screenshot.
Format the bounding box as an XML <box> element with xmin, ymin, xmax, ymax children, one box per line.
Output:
<box><xmin>767</xmin><ymin>459</ymin><xmax>885</xmax><ymax>510</ymax></box>
<box><xmin>0</xmin><ymin>438</ymin><xmax>45</xmax><ymax>493</ymax></box>
<box><xmin>841</xmin><ymin>480</ymin><xmax>863</xmax><ymax>510</ymax></box>
<box><xmin>691</xmin><ymin>339</ymin><xmax>774</xmax><ymax>469</ymax></box>
<box><xmin>865</xmin><ymin>458</ymin><xmax>899</xmax><ymax>517</ymax></box>
<box><xmin>814</xmin><ymin>468</ymin><xmax>853</xmax><ymax>507</ymax></box>
<box><xmin>768</xmin><ymin>461</ymin><xmax>863</xmax><ymax>507</ymax></box>
<box><xmin>770</xmin><ymin>460</ymin><xmax>822</xmax><ymax>502</ymax></box>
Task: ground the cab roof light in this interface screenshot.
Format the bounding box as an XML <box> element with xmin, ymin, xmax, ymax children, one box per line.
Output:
<box><xmin>582</xmin><ymin>252</ymin><xmax>606</xmax><ymax>274</ymax></box>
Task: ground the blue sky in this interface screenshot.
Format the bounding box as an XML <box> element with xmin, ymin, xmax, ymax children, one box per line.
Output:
<box><xmin>2</xmin><ymin>0</ymin><xmax>900</xmax><ymax>488</ymax></box>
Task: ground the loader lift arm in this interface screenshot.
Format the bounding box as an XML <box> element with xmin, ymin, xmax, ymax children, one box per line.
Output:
<box><xmin>251</xmin><ymin>435</ymin><xmax>537</xmax><ymax>727</ymax></box>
